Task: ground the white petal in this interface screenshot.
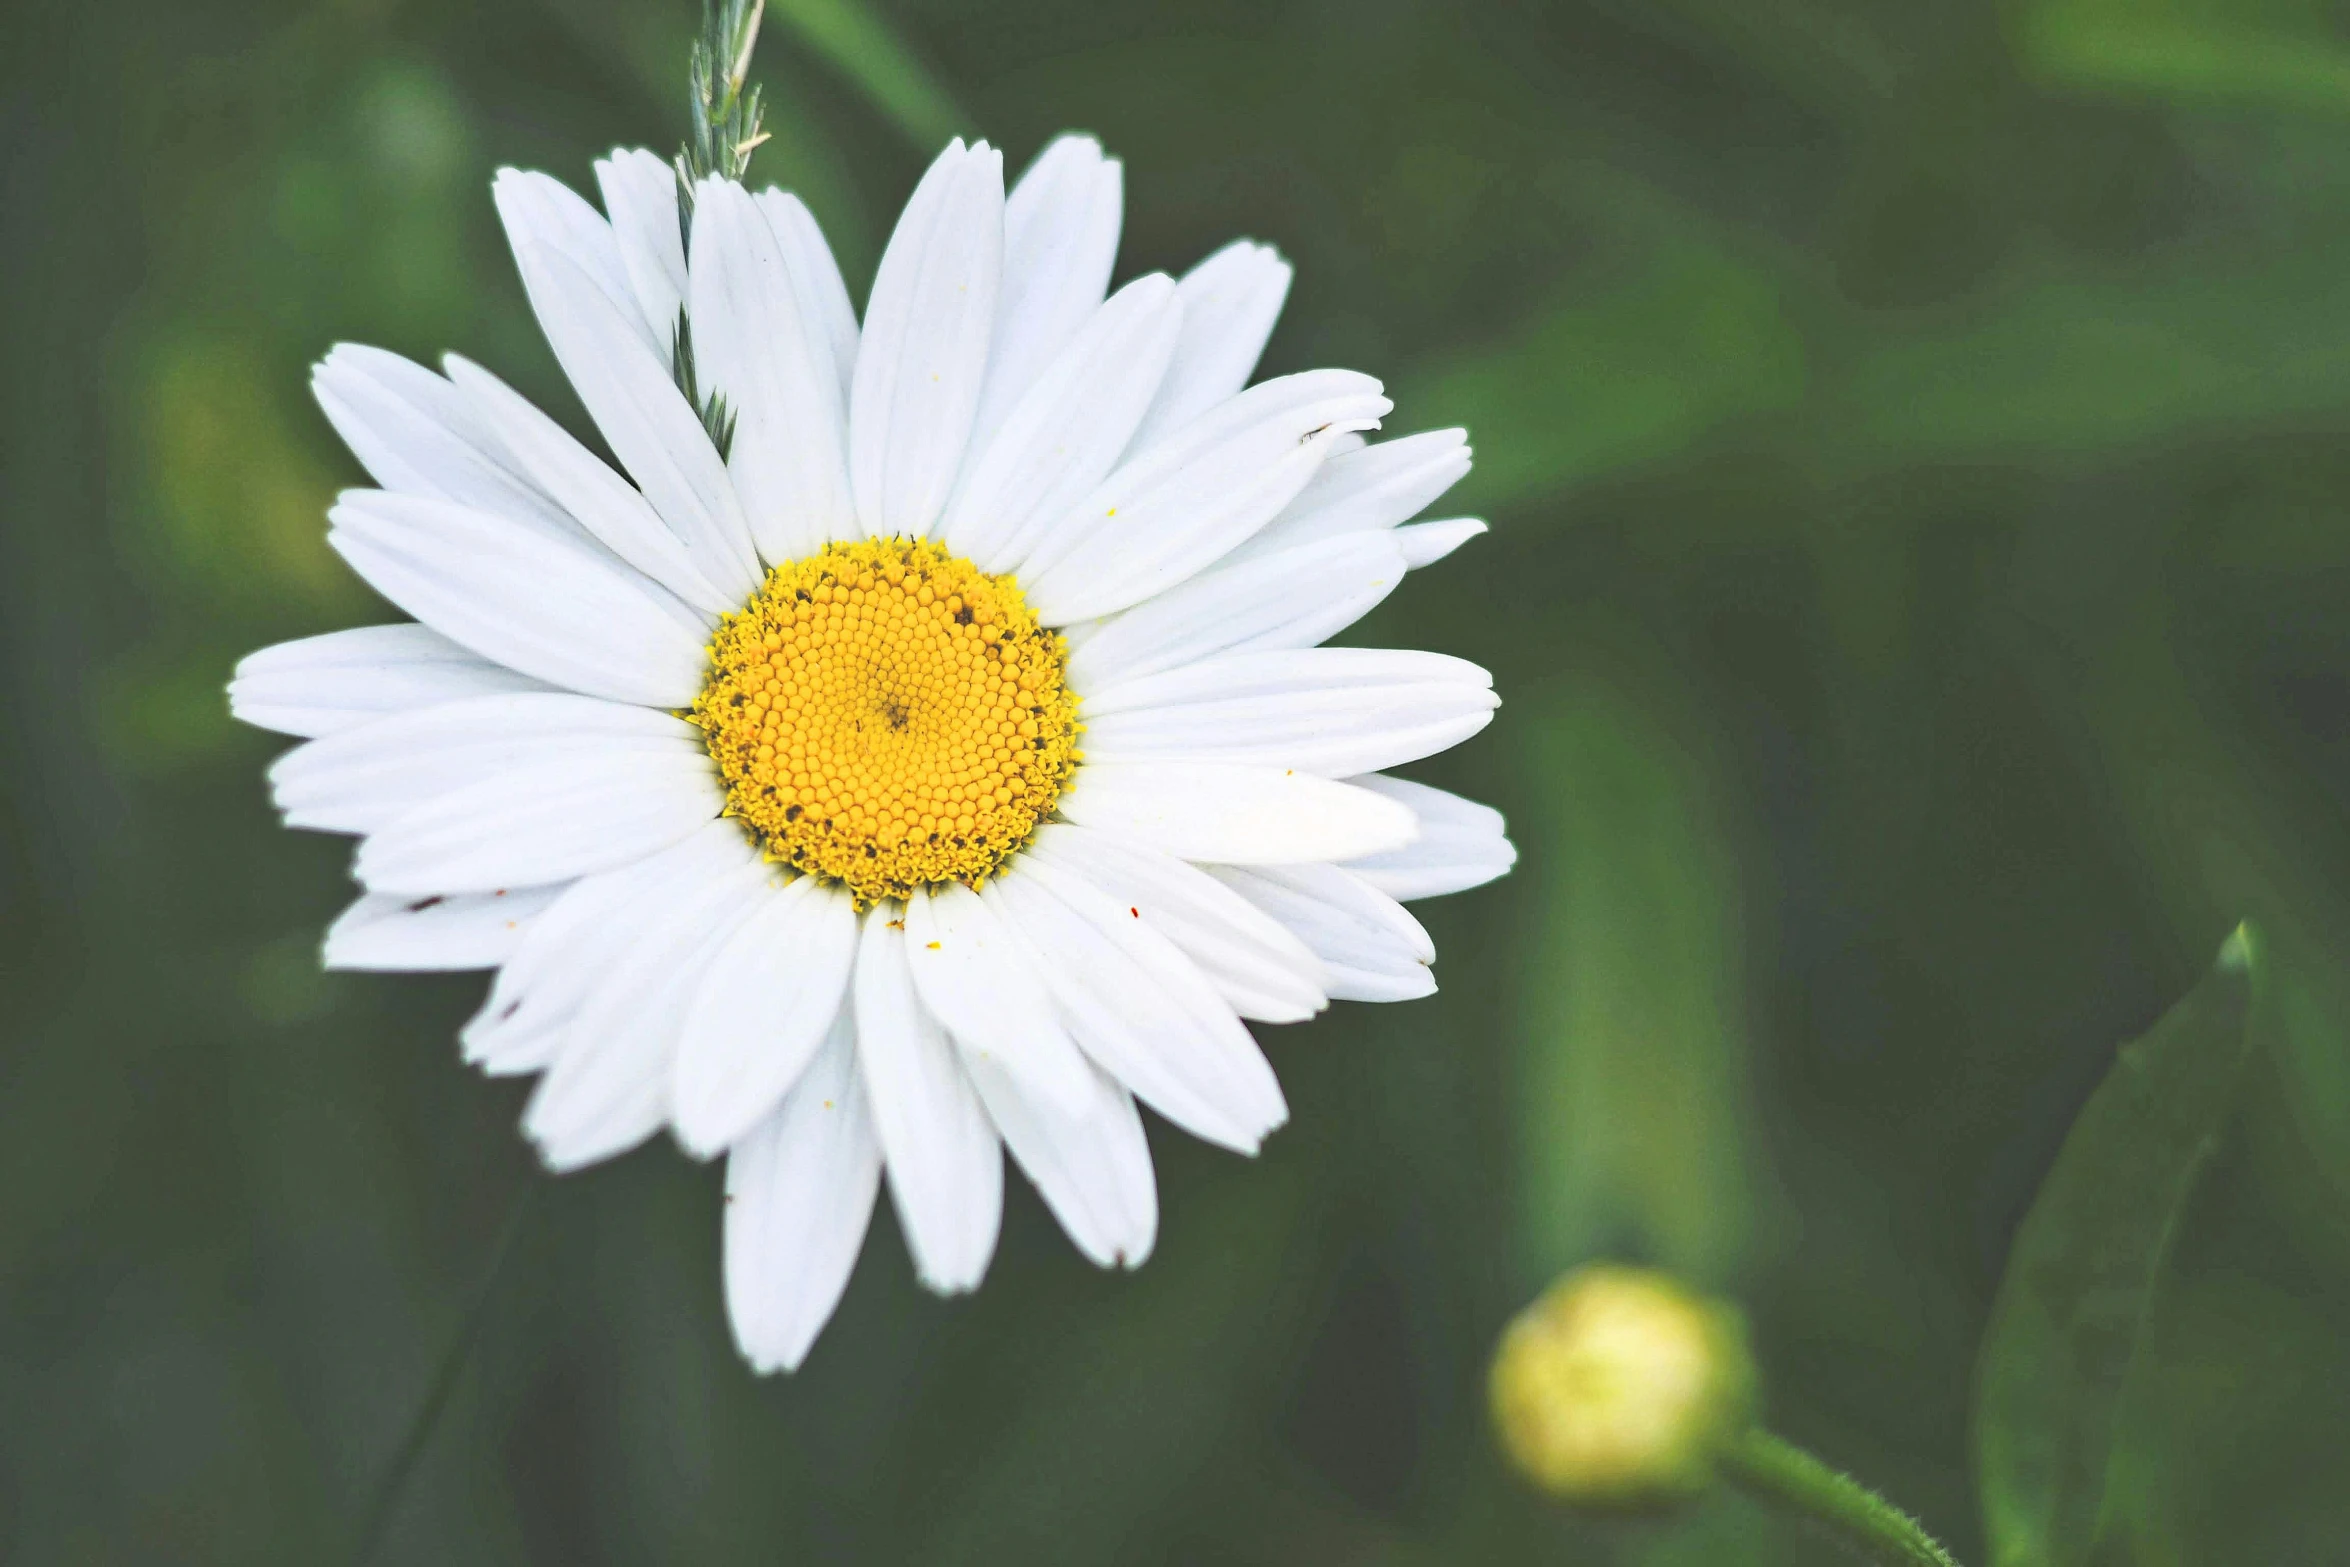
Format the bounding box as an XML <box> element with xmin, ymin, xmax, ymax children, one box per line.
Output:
<box><xmin>988</xmin><ymin>861</ymin><xmax>1287</xmax><ymax>1153</ymax></box>
<box><xmin>849</xmin><ymin>139</ymin><xmax>1005</xmax><ymax>538</ymax></box>
<box><xmin>690</xmin><ymin>178</ymin><xmax>855</xmax><ymax>562</ymax></box>
<box><xmin>327</xmin><ymin>490</ymin><xmax>709</xmax><ymax>708</ymax></box>
<box><xmin>1056</xmin><ymin>762</ymin><xmax>1418</xmax><ymax>865</ymax></box>
<box><xmin>1230</xmin><ymin>428</ymin><xmax>1472</xmax><ymax>563</ymax></box>
<box><xmin>594</xmin><ymin>149</ymin><xmax>688</xmax><ymax>361</ymax></box>
<box><xmin>1395</xmin><ymin>517</ymin><xmax>1488</xmax><ymax>568</ymax></box>
<box><xmin>853</xmin><ymin>907</ymin><xmax>1003</xmax><ymax>1294</ymax></box>
<box><xmin>723</xmin><ymin>1015</ymin><xmax>882</xmax><ymax>1373</ymax></box>
<box><xmin>1083</xmin><ymin>647</ymin><xmax>1493</xmax><ymax>717</ymax></box>
<box><xmin>900</xmin><ymin>880</ymin><xmax>1096</xmax><ymax>1120</ymax></box>
<box><xmin>962</xmin><ymin>1052</ymin><xmax>1155</xmax><ymax>1270</ymax></box>
<box><xmin>462</xmin><ymin>821</ymin><xmax>743</xmax><ymax>1074</ymax></box>
<box><xmin>322</xmin><ymin>884</ymin><xmax>564</xmax><ymax>972</ymax></box>
<box><xmin>1339</xmin><ymin>774</ymin><xmax>1517</xmax><ymax>900</ymax></box>
<box><xmin>488</xmin><ymin>169</ymin><xmax>657</xmax><ymax>358</ymax></box>
<box><xmin>755</xmin><ymin>189</ymin><xmax>861</xmax><ymax>404</ymax></box>
<box><xmin>1064</xmin><ymin>531</ymin><xmax>1409</xmax><ymax>691</ymax></box>
<box><xmin>938</xmin><ymin>273</ymin><xmax>1182</xmax><ymax>573</ymax></box>
<box><xmin>1081</xmin><ymin>647</ymin><xmax>1499</xmax><ymax>779</ymax></box>
<box><xmin>500</xmin><ymin>176</ymin><xmax>760</xmax><ymax>597</ymax></box>
<box><xmin>521</xmin><ymin>836</ymin><xmax>772</xmax><ymax>1170</ymax></box>
<box><xmin>311</xmin><ymin>345</ymin><xmax>581</xmax><ymax>540</ymax></box>
<box><xmin>1021</xmin><ymin>823</ymin><xmax>1326</xmax><ymax>1023</ymax></box>
<box><xmin>443</xmin><ymin>355</ymin><xmax>732</xmax><ymax>616</ymax></box>
<box><xmin>354</xmin><ymin>746</ymin><xmax>720</xmax><ymax>896</ymax></box>
<box><xmin>1021</xmin><ymin>371</ymin><xmax>1392</xmax><ymax>624</ymax></box>
<box><xmin>231</xmin><ymin>624</ymin><xmax>555</xmax><ymax>739</ymax></box>
<box><xmin>1025</xmin><ymin>368</ymin><xmax>1386</xmax><ymax>584</ymax></box>
<box><xmin>268</xmin><ymin>691</ymin><xmax>700</xmax><ymax>834</ymax></box>
<box><xmin>1127</xmin><ymin>240</ymin><xmax>1291</xmax><ymax>452</ymax></box>
<box><xmin>970</xmin><ymin>135</ymin><xmax>1123</xmax><ymax>450</ymax></box>
<box><xmin>670</xmin><ymin>875</ymin><xmax>861</xmax><ymax>1158</ymax></box>
<box><xmin>1210</xmin><ymin>863</ymin><xmax>1437</xmax><ymax>1003</ymax></box>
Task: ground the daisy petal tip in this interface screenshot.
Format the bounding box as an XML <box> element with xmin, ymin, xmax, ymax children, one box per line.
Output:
<box><xmin>671</xmin><ymin>1059</ymin><xmax>789</xmax><ymax>1164</ymax></box>
<box><xmin>1397</xmin><ymin>516</ymin><xmax>1491</xmax><ymax>569</ymax></box>
<box><xmin>1219</xmin><ymin>1119</ymin><xmax>1274</xmax><ymax>1159</ymax></box>
<box><xmin>914</xmin><ymin>1265</ymin><xmax>983</xmax><ymax>1298</ymax></box>
<box><xmin>769</xmin><ymin>1330</ymin><xmax>826</xmax><ymax>1375</ymax></box>
<box><xmin>1231</xmin><ymin>1107</ymin><xmax>1292</xmax><ymax>1160</ymax></box>
<box><xmin>523</xmin><ymin>1126</ymin><xmax>580</xmax><ymax>1175</ymax></box>
<box><xmin>1116</xmin><ymin>1232</ymin><xmax>1157</xmax><ymax>1272</ymax></box>
<box><xmin>727</xmin><ymin>1226</ymin><xmax>854</xmax><ymax>1379</ymax></box>
<box><xmin>488</xmin><ymin>169</ymin><xmax>544</xmax><ymax>221</ymax></box>
<box><xmin>312</xmin><ymin>343</ymin><xmax>367</xmax><ymax>380</ymax></box>
<box><xmin>668</xmin><ymin>1106</ymin><xmax>734</xmax><ymax>1165</ymax></box>
<box><xmin>730</xmin><ymin>1323</ymin><xmax>811</xmax><ymax>1377</ymax></box>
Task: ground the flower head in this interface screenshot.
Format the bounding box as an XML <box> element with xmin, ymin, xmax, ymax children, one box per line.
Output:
<box><xmin>232</xmin><ymin>132</ymin><xmax>1513</xmax><ymax>1371</ymax></box>
<box><xmin>1489</xmin><ymin>1265</ymin><xmax>1757</xmax><ymax>1508</ymax></box>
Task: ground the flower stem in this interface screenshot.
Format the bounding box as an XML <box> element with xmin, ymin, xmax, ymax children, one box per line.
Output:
<box><xmin>1718</xmin><ymin>1428</ymin><xmax>1964</xmax><ymax>1567</ymax></box>
<box><xmin>669</xmin><ymin>0</ymin><xmax>765</xmax><ymax>458</ymax></box>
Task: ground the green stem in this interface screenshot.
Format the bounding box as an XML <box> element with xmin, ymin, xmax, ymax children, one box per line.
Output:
<box><xmin>1719</xmin><ymin>1428</ymin><xmax>1965</xmax><ymax>1567</ymax></box>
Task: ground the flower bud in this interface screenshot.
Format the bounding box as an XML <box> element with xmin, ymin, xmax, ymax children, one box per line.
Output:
<box><xmin>1489</xmin><ymin>1264</ymin><xmax>1757</xmax><ymax>1509</ymax></box>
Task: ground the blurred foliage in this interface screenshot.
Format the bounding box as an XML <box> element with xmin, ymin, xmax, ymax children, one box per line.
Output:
<box><xmin>7</xmin><ymin>0</ymin><xmax>2350</xmax><ymax>1561</ymax></box>
<box><xmin>1974</xmin><ymin>927</ymin><xmax>2255</xmax><ymax>1566</ymax></box>
<box><xmin>1515</xmin><ymin>655</ymin><xmax>1770</xmax><ymax>1285</ymax></box>
<box><xmin>2015</xmin><ymin>0</ymin><xmax>2350</xmax><ymax>113</ymax></box>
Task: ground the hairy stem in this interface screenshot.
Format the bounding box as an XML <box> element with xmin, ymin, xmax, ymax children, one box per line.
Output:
<box><xmin>1719</xmin><ymin>1428</ymin><xmax>1965</xmax><ymax>1567</ymax></box>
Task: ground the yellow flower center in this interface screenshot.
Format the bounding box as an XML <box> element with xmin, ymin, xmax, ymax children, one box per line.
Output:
<box><xmin>690</xmin><ymin>537</ymin><xmax>1080</xmax><ymax>907</ymax></box>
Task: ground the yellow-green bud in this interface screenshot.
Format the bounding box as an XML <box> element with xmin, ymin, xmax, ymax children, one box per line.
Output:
<box><xmin>1488</xmin><ymin>1264</ymin><xmax>1757</xmax><ymax>1509</ymax></box>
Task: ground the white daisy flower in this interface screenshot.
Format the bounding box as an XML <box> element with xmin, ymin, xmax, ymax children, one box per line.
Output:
<box><xmin>232</xmin><ymin>135</ymin><xmax>1514</xmax><ymax>1373</ymax></box>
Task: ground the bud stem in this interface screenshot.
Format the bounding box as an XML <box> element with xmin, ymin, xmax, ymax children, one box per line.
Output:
<box><xmin>1718</xmin><ymin>1429</ymin><xmax>1964</xmax><ymax>1567</ymax></box>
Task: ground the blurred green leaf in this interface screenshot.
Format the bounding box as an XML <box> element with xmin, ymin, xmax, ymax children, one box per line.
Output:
<box><xmin>768</xmin><ymin>0</ymin><xmax>968</xmax><ymax>148</ymax></box>
<box><xmin>129</xmin><ymin>326</ymin><xmax>354</xmax><ymax>610</ymax></box>
<box><xmin>1513</xmin><ymin>662</ymin><xmax>1767</xmax><ymax>1284</ymax></box>
<box><xmin>2262</xmin><ymin>938</ymin><xmax>2350</xmax><ymax>1214</ymax></box>
<box><xmin>91</xmin><ymin>641</ymin><xmax>249</xmax><ymax>775</ymax></box>
<box><xmin>1974</xmin><ymin>924</ymin><xmax>2261</xmax><ymax>1567</ymax></box>
<box><xmin>2092</xmin><ymin>1263</ymin><xmax>2350</xmax><ymax>1565</ymax></box>
<box><xmin>1411</xmin><ymin>230</ymin><xmax>1805</xmax><ymax>507</ymax></box>
<box><xmin>2016</xmin><ymin>0</ymin><xmax>2350</xmax><ymax>114</ymax></box>
<box><xmin>1823</xmin><ymin>247</ymin><xmax>2350</xmax><ymax>466</ymax></box>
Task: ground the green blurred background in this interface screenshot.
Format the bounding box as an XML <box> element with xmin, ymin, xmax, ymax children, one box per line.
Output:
<box><xmin>8</xmin><ymin>0</ymin><xmax>2350</xmax><ymax>1560</ymax></box>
